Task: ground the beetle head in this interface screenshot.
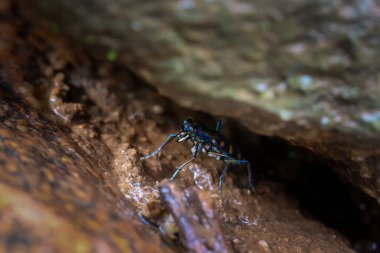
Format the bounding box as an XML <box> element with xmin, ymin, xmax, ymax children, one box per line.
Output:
<box><xmin>182</xmin><ymin>118</ymin><xmax>197</xmax><ymax>133</ymax></box>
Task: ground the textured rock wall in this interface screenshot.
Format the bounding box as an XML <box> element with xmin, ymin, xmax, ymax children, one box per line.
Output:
<box><xmin>0</xmin><ymin>1</ymin><xmax>363</xmax><ymax>252</ymax></box>
<box><xmin>32</xmin><ymin>0</ymin><xmax>380</xmax><ymax>203</ymax></box>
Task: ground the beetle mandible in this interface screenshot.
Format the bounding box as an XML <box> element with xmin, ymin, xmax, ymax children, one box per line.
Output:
<box><xmin>140</xmin><ymin>118</ymin><xmax>254</xmax><ymax>194</ymax></box>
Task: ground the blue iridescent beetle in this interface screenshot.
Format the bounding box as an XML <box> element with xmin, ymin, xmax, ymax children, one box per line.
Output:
<box><xmin>140</xmin><ymin>118</ymin><xmax>254</xmax><ymax>194</ymax></box>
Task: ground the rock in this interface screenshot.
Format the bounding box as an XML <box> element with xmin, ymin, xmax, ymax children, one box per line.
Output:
<box><xmin>0</xmin><ymin>3</ymin><xmax>175</xmax><ymax>252</ymax></box>
<box><xmin>0</xmin><ymin>89</ymin><xmax>176</xmax><ymax>253</ymax></box>
<box><xmin>0</xmin><ymin>0</ymin><xmax>366</xmax><ymax>252</ymax></box>
<box><xmin>31</xmin><ymin>0</ymin><xmax>380</xmax><ymax>203</ymax></box>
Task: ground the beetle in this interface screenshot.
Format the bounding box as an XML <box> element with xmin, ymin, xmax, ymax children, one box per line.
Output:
<box><xmin>140</xmin><ymin>118</ymin><xmax>254</xmax><ymax>194</ymax></box>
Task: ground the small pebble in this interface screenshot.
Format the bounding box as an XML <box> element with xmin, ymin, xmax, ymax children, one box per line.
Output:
<box><xmin>258</xmin><ymin>240</ymin><xmax>270</xmax><ymax>252</ymax></box>
<box><xmin>152</xmin><ymin>104</ymin><xmax>164</xmax><ymax>115</ymax></box>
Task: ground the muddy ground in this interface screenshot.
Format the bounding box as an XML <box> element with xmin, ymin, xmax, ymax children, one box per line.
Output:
<box><xmin>0</xmin><ymin>1</ymin><xmax>380</xmax><ymax>253</ymax></box>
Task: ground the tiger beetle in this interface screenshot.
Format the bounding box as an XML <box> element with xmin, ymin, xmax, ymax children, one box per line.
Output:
<box><xmin>140</xmin><ymin>118</ymin><xmax>254</xmax><ymax>195</ymax></box>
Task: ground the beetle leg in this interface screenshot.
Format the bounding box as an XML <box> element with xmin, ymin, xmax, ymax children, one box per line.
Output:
<box><xmin>219</xmin><ymin>162</ymin><xmax>229</xmax><ymax>196</ymax></box>
<box><xmin>191</xmin><ymin>143</ymin><xmax>202</xmax><ymax>157</ymax></box>
<box><xmin>191</xmin><ymin>145</ymin><xmax>197</xmax><ymax>156</ymax></box>
<box><xmin>215</xmin><ymin>119</ymin><xmax>223</xmax><ymax>132</ymax></box>
<box><xmin>140</xmin><ymin>133</ymin><xmax>180</xmax><ymax>160</ymax></box>
<box><xmin>225</xmin><ymin>159</ymin><xmax>254</xmax><ymax>190</ymax></box>
<box><xmin>170</xmin><ymin>157</ymin><xmax>195</xmax><ymax>180</ymax></box>
<box><xmin>207</xmin><ymin>151</ymin><xmax>229</xmax><ymax>159</ymax></box>
<box><xmin>178</xmin><ymin>134</ymin><xmax>190</xmax><ymax>142</ymax></box>
<box><xmin>247</xmin><ymin>161</ymin><xmax>254</xmax><ymax>190</ymax></box>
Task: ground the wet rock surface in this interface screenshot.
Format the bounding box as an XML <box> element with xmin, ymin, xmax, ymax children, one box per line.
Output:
<box><xmin>32</xmin><ymin>0</ymin><xmax>380</xmax><ymax>204</ymax></box>
<box><xmin>1</xmin><ymin>0</ymin><xmax>379</xmax><ymax>252</ymax></box>
<box><xmin>0</xmin><ymin>2</ymin><xmax>174</xmax><ymax>252</ymax></box>
<box><xmin>0</xmin><ymin>88</ymin><xmax>175</xmax><ymax>252</ymax></box>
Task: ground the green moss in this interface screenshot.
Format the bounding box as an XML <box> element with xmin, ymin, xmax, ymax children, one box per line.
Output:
<box><xmin>106</xmin><ymin>50</ymin><xmax>118</xmax><ymax>62</ymax></box>
<box><xmin>260</xmin><ymin>20</ymin><xmax>272</xmax><ymax>32</ymax></box>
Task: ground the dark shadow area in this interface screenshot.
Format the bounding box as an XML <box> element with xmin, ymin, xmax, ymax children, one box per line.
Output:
<box><xmin>225</xmin><ymin>119</ymin><xmax>380</xmax><ymax>253</ymax></box>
